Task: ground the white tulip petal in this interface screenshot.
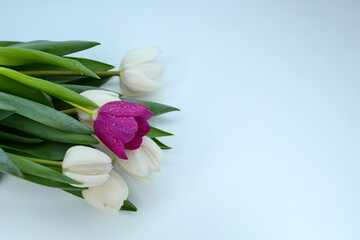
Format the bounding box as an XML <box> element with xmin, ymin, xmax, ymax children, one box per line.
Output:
<box><xmin>142</xmin><ymin>136</ymin><xmax>163</xmax><ymax>163</ymax></box>
<box><xmin>82</xmin><ymin>190</ymin><xmax>119</xmax><ymax>215</ymax></box>
<box><xmin>120</xmin><ymin>69</ymin><xmax>161</xmax><ymax>97</ymax></box>
<box><xmin>62</xmin><ymin>146</ymin><xmax>113</xmax><ymax>187</ymax></box>
<box><xmin>78</xmin><ymin>90</ymin><xmax>120</xmax><ymax>121</ymax></box>
<box><xmin>82</xmin><ymin>171</ymin><xmax>128</xmax><ymax>213</ymax></box>
<box><xmin>62</xmin><ymin>146</ymin><xmax>112</xmax><ymax>168</ymax></box>
<box><xmin>118</xmin><ymin>136</ymin><xmax>163</xmax><ymax>181</ymax></box>
<box><xmin>120</xmin><ymin>46</ymin><xmax>161</xmax><ymax>69</ymax></box>
<box><xmin>118</xmin><ymin>151</ymin><xmax>151</xmax><ymax>178</ymax></box>
<box><xmin>82</xmin><ymin>189</ymin><xmax>105</xmax><ymax>210</ymax></box>
<box><xmin>81</xmin><ymin>90</ymin><xmax>119</xmax><ymax>98</ymax></box>
<box><xmin>63</xmin><ymin>172</ymin><xmax>110</xmax><ymax>187</ymax></box>
<box><xmin>129</xmin><ymin>62</ymin><xmax>164</xmax><ymax>80</ymax></box>
<box><xmin>103</xmin><ymin>206</ymin><xmax>119</xmax><ymax>215</ymax></box>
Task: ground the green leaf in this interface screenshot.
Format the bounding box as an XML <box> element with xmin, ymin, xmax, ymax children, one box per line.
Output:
<box><xmin>22</xmin><ymin>172</ymin><xmax>84</xmax><ymax>190</ymax></box>
<box><xmin>0</xmin><ymin>91</ymin><xmax>92</xmax><ymax>134</ymax></box>
<box><xmin>121</xmin><ymin>98</ymin><xmax>179</xmax><ymax>116</ymax></box>
<box><xmin>13</xmin><ymin>57</ymin><xmax>114</xmax><ymax>84</ymax></box>
<box><xmin>0</xmin><ymin>140</ymin><xmax>73</xmax><ymax>160</ymax></box>
<box><xmin>8</xmin><ymin>40</ymin><xmax>100</xmax><ymax>56</ymax></box>
<box><xmin>0</xmin><ymin>115</ymin><xmax>98</xmax><ymax>145</ymax></box>
<box><xmin>0</xmin><ymin>67</ymin><xmax>98</xmax><ymax>108</ymax></box>
<box><xmin>147</xmin><ymin>126</ymin><xmax>174</xmax><ymax>138</ymax></box>
<box><xmin>71</xmin><ymin>76</ymin><xmax>112</xmax><ymax>87</ymax></box>
<box><xmin>65</xmin><ymin>189</ymin><xmax>138</xmax><ymax>212</ymax></box>
<box><xmin>65</xmin><ymin>189</ymin><xmax>83</xmax><ymax>198</ymax></box>
<box><xmin>15</xmin><ymin>57</ymin><xmax>114</xmax><ymax>72</ymax></box>
<box><xmin>0</xmin><ymin>75</ymin><xmax>53</xmax><ymax>107</ymax></box>
<box><xmin>0</xmin><ymin>147</ymin><xmax>23</xmax><ymax>177</ymax></box>
<box><xmin>0</xmin><ymin>47</ymin><xmax>99</xmax><ymax>79</ymax></box>
<box><xmin>0</xmin><ymin>131</ymin><xmax>43</xmax><ymax>143</ymax></box>
<box><xmin>0</xmin><ymin>101</ymin><xmax>17</xmax><ymax>120</ymax></box>
<box><xmin>9</xmin><ymin>154</ymin><xmax>80</xmax><ymax>185</ymax></box>
<box><xmin>121</xmin><ymin>200</ymin><xmax>138</xmax><ymax>212</ymax></box>
<box><xmin>0</xmin><ymin>41</ymin><xmax>21</xmax><ymax>47</ymax></box>
<box><xmin>152</xmin><ymin>138</ymin><xmax>171</xmax><ymax>150</ymax></box>
<box><xmin>61</xmin><ymin>84</ymin><xmax>120</xmax><ymax>95</ymax></box>
<box><xmin>0</xmin><ymin>101</ymin><xmax>17</xmax><ymax>111</ymax></box>
<box><xmin>69</xmin><ymin>57</ymin><xmax>114</xmax><ymax>71</ymax></box>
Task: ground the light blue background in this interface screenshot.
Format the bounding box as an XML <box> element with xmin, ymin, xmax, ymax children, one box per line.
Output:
<box><xmin>0</xmin><ymin>0</ymin><xmax>359</xmax><ymax>239</ymax></box>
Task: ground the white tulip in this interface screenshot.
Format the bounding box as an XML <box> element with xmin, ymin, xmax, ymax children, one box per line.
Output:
<box><xmin>117</xmin><ymin>136</ymin><xmax>163</xmax><ymax>181</ymax></box>
<box><xmin>77</xmin><ymin>90</ymin><xmax>120</xmax><ymax>128</ymax></box>
<box><xmin>119</xmin><ymin>46</ymin><xmax>164</xmax><ymax>96</ymax></box>
<box><xmin>82</xmin><ymin>170</ymin><xmax>129</xmax><ymax>214</ymax></box>
<box><xmin>62</xmin><ymin>146</ymin><xmax>113</xmax><ymax>187</ymax></box>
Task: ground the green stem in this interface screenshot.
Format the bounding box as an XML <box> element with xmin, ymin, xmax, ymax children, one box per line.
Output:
<box><xmin>61</xmin><ymin>108</ymin><xmax>78</xmax><ymax>115</ymax></box>
<box><xmin>65</xmin><ymin>101</ymin><xmax>95</xmax><ymax>116</ymax></box>
<box><xmin>6</xmin><ymin>153</ymin><xmax>63</xmax><ymax>167</ymax></box>
<box><xmin>19</xmin><ymin>70</ymin><xmax>121</xmax><ymax>77</ymax></box>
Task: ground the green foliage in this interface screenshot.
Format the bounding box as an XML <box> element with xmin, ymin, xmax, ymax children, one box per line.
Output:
<box><xmin>0</xmin><ymin>91</ymin><xmax>92</xmax><ymax>134</ymax></box>
<box><xmin>8</xmin><ymin>40</ymin><xmax>99</xmax><ymax>56</ymax></box>
<box><xmin>0</xmin><ymin>147</ymin><xmax>22</xmax><ymax>177</ymax></box>
<box><xmin>147</xmin><ymin>126</ymin><xmax>174</xmax><ymax>138</ymax></box>
<box><xmin>0</xmin><ymin>115</ymin><xmax>98</xmax><ymax>145</ymax></box>
<box><xmin>9</xmin><ymin>154</ymin><xmax>80</xmax><ymax>185</ymax></box>
<box><xmin>122</xmin><ymin>98</ymin><xmax>179</xmax><ymax>116</ymax></box>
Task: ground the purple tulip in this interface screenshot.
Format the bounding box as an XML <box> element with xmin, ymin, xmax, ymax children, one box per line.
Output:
<box><xmin>93</xmin><ymin>101</ymin><xmax>153</xmax><ymax>159</ymax></box>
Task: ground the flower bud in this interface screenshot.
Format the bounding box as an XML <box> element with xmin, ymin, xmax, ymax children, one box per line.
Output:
<box><xmin>119</xmin><ymin>46</ymin><xmax>164</xmax><ymax>96</ymax></box>
<box><xmin>118</xmin><ymin>136</ymin><xmax>163</xmax><ymax>181</ymax></box>
<box><xmin>82</xmin><ymin>170</ymin><xmax>129</xmax><ymax>214</ymax></box>
<box><xmin>62</xmin><ymin>146</ymin><xmax>113</xmax><ymax>187</ymax></box>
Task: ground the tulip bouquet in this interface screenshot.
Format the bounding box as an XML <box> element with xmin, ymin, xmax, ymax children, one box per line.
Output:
<box><xmin>0</xmin><ymin>40</ymin><xmax>178</xmax><ymax>214</ymax></box>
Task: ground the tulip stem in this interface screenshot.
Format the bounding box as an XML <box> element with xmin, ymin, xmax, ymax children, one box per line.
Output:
<box><xmin>19</xmin><ymin>70</ymin><xmax>121</xmax><ymax>77</ymax></box>
<box><xmin>64</xmin><ymin>101</ymin><xmax>95</xmax><ymax>116</ymax></box>
<box><xmin>6</xmin><ymin>153</ymin><xmax>63</xmax><ymax>167</ymax></box>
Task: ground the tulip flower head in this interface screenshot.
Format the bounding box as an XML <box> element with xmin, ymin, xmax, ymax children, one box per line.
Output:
<box><xmin>93</xmin><ymin>100</ymin><xmax>153</xmax><ymax>159</ymax></box>
<box><xmin>118</xmin><ymin>136</ymin><xmax>163</xmax><ymax>181</ymax></box>
<box><xmin>62</xmin><ymin>146</ymin><xmax>113</xmax><ymax>187</ymax></box>
<box><xmin>82</xmin><ymin>170</ymin><xmax>129</xmax><ymax>214</ymax></box>
<box><xmin>119</xmin><ymin>46</ymin><xmax>164</xmax><ymax>96</ymax></box>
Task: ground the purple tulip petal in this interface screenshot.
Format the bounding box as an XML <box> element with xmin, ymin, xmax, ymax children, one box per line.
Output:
<box><xmin>94</xmin><ymin>121</ymin><xmax>128</xmax><ymax>159</ymax></box>
<box><xmin>99</xmin><ymin>101</ymin><xmax>153</xmax><ymax>120</ymax></box>
<box><xmin>124</xmin><ymin>117</ymin><xmax>150</xmax><ymax>150</ymax></box>
<box><xmin>124</xmin><ymin>136</ymin><xmax>143</xmax><ymax>150</ymax></box>
<box><xmin>96</xmin><ymin>112</ymin><xmax>137</xmax><ymax>143</ymax></box>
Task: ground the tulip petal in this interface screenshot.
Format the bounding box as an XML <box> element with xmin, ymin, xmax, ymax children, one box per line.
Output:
<box><xmin>118</xmin><ymin>136</ymin><xmax>163</xmax><ymax>181</ymax></box>
<box><xmin>124</xmin><ymin>117</ymin><xmax>150</xmax><ymax>150</ymax></box>
<box><xmin>129</xmin><ymin>62</ymin><xmax>164</xmax><ymax>80</ymax></box>
<box><xmin>98</xmin><ymin>101</ymin><xmax>153</xmax><ymax>120</ymax></box>
<box><xmin>93</xmin><ymin>121</ymin><xmax>128</xmax><ymax>159</ymax></box>
<box><xmin>120</xmin><ymin>46</ymin><xmax>161</xmax><ymax>69</ymax></box>
<box><xmin>62</xmin><ymin>145</ymin><xmax>112</xmax><ymax>168</ymax></box>
<box><xmin>95</xmin><ymin>112</ymin><xmax>137</xmax><ymax>142</ymax></box>
<box><xmin>78</xmin><ymin>90</ymin><xmax>120</xmax><ymax>122</ymax></box>
<box><xmin>124</xmin><ymin>135</ymin><xmax>143</xmax><ymax>150</ymax></box>
<box><xmin>120</xmin><ymin>69</ymin><xmax>162</xmax><ymax>97</ymax></box>
<box><xmin>63</xmin><ymin>172</ymin><xmax>110</xmax><ymax>187</ymax></box>
<box><xmin>82</xmin><ymin>171</ymin><xmax>128</xmax><ymax>214</ymax></box>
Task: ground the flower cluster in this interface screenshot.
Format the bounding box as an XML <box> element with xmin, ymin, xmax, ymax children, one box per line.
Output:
<box><xmin>0</xmin><ymin>40</ymin><xmax>177</xmax><ymax>214</ymax></box>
